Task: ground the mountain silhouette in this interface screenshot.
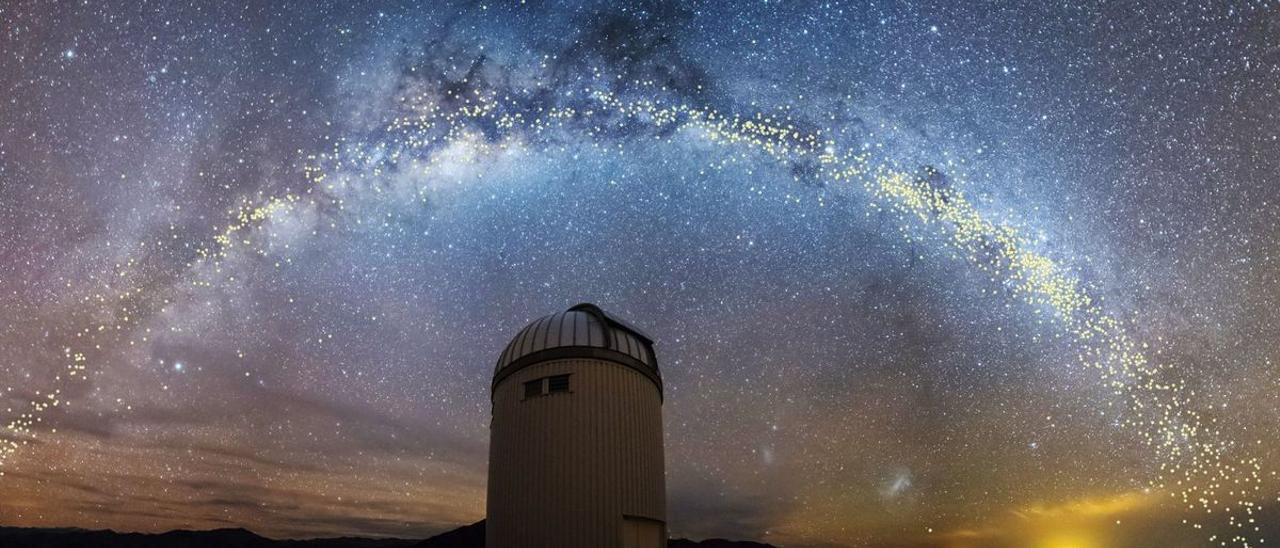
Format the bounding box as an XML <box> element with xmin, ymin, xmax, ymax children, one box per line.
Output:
<box><xmin>0</xmin><ymin>526</ymin><xmax>414</xmax><ymax>547</ymax></box>
<box><xmin>0</xmin><ymin>522</ymin><xmax>775</xmax><ymax>548</ymax></box>
<box><xmin>412</xmin><ymin>520</ymin><xmax>774</xmax><ymax>547</ymax></box>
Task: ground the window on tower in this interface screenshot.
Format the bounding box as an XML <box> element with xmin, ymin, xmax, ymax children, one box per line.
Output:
<box><xmin>547</xmin><ymin>374</ymin><xmax>571</xmax><ymax>393</ymax></box>
<box><xmin>523</xmin><ymin>375</ymin><xmax>571</xmax><ymax>399</ymax></box>
<box><xmin>524</xmin><ymin>378</ymin><xmax>545</xmax><ymax>398</ymax></box>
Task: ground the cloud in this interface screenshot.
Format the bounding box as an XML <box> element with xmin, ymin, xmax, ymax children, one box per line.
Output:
<box><xmin>1012</xmin><ymin>491</ymin><xmax>1151</xmax><ymax>521</ymax></box>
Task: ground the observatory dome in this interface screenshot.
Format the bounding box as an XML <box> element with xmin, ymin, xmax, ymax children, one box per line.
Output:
<box><xmin>493</xmin><ymin>303</ymin><xmax>661</xmax><ymax>395</ymax></box>
<box><xmin>487</xmin><ymin>302</ymin><xmax>666</xmax><ymax>547</ymax></box>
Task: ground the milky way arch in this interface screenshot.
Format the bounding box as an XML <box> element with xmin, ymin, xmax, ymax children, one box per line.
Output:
<box><xmin>1</xmin><ymin>87</ymin><xmax>1271</xmax><ymax>547</ymax></box>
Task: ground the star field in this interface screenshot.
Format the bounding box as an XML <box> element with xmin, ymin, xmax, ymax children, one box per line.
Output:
<box><xmin>2</xmin><ymin>1</ymin><xmax>1280</xmax><ymax>547</ymax></box>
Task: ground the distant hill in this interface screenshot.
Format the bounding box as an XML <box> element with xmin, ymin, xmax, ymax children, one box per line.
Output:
<box><xmin>0</xmin><ymin>523</ymin><xmax>776</xmax><ymax>548</ymax></box>
<box><xmin>413</xmin><ymin>520</ymin><xmax>774</xmax><ymax>547</ymax></box>
<box><xmin>0</xmin><ymin>527</ymin><xmax>416</xmax><ymax>547</ymax></box>
<box><xmin>415</xmin><ymin>521</ymin><xmax>484</xmax><ymax>547</ymax></box>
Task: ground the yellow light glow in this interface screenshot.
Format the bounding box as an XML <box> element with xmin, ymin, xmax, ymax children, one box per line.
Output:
<box><xmin>1039</xmin><ymin>533</ymin><xmax>1097</xmax><ymax>548</ymax></box>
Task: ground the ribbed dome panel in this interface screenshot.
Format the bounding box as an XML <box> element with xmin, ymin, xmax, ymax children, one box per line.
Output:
<box><xmin>493</xmin><ymin>304</ymin><xmax>660</xmax><ymax>393</ymax></box>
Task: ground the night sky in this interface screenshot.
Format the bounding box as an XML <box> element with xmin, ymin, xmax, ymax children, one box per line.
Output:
<box><xmin>2</xmin><ymin>1</ymin><xmax>1280</xmax><ymax>547</ymax></box>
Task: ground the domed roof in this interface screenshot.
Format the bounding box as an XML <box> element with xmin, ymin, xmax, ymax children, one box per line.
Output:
<box><xmin>493</xmin><ymin>303</ymin><xmax>661</xmax><ymax>395</ymax></box>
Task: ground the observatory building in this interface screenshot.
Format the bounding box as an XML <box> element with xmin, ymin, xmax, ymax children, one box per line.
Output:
<box><xmin>487</xmin><ymin>303</ymin><xmax>666</xmax><ymax>548</ymax></box>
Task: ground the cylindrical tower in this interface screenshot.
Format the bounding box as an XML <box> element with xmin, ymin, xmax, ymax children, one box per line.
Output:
<box><xmin>487</xmin><ymin>303</ymin><xmax>665</xmax><ymax>548</ymax></box>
